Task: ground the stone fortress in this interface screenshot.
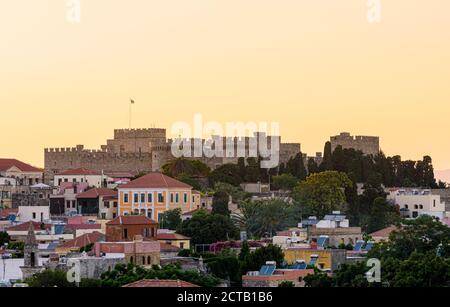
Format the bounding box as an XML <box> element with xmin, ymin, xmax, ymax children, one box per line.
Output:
<box><xmin>330</xmin><ymin>132</ymin><xmax>380</xmax><ymax>156</ymax></box>
<box><xmin>44</xmin><ymin>128</ymin><xmax>301</xmax><ymax>183</ymax></box>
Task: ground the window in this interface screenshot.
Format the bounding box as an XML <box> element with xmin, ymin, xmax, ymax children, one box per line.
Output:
<box><xmin>404</xmin><ymin>205</ymin><xmax>408</xmax><ymax>209</ymax></box>
<box><xmin>104</xmin><ymin>202</ymin><xmax>110</xmax><ymax>209</ymax></box>
<box><xmin>134</xmin><ymin>193</ymin><xmax>139</xmax><ymax>203</ymax></box>
<box><xmin>158</xmin><ymin>193</ymin><xmax>164</xmax><ymax>203</ymax></box>
<box><xmin>192</xmin><ymin>196</ymin><xmax>195</xmax><ymax>202</ymax></box>
<box><xmin>112</xmin><ymin>213</ymin><xmax>117</xmax><ymax>218</ymax></box>
<box><xmin>140</xmin><ymin>193</ymin><xmax>145</xmax><ymax>203</ymax></box>
<box><xmin>72</xmin><ymin>200</ymin><xmax>76</xmax><ymax>208</ymax></box>
<box><xmin>142</xmin><ymin>256</ymin><xmax>145</xmax><ymax>264</ymax></box>
<box><xmin>73</xmin><ymin>178</ymin><xmax>76</xmax><ymax>183</ymax></box>
<box><xmin>414</xmin><ymin>205</ymin><xmax>418</xmax><ymax>209</ymax></box>
<box><xmin>147</xmin><ymin>256</ymin><xmax>151</xmax><ymax>265</ymax></box>
<box><xmin>123</xmin><ymin>228</ymin><xmax>128</xmax><ymax>239</ymax></box>
<box><xmin>147</xmin><ymin>193</ymin><xmax>153</xmax><ymax>203</ymax></box>
<box><xmin>124</xmin><ymin>193</ymin><xmax>129</xmax><ymax>203</ymax></box>
<box><xmin>175</xmin><ymin>193</ymin><xmax>179</xmax><ymax>203</ymax></box>
<box><xmin>101</xmin><ymin>213</ymin><xmax>106</xmax><ymax>219</ymax></box>
<box><xmin>32</xmin><ymin>212</ymin><xmax>36</xmax><ymax>219</ymax></box>
<box><xmin>180</xmin><ymin>242</ymin><xmax>184</xmax><ymax>249</ymax></box>
<box><xmin>184</xmin><ymin>193</ymin><xmax>188</xmax><ymax>203</ymax></box>
<box><xmin>66</xmin><ymin>200</ymin><xmax>71</xmax><ymax>208</ymax></box>
<box><xmin>113</xmin><ymin>202</ymin><xmax>118</xmax><ymax>208</ymax></box>
<box><xmin>170</xmin><ymin>193</ymin><xmax>174</xmax><ymax>203</ymax></box>
<box><xmin>130</xmin><ymin>256</ymin><xmax>133</xmax><ymax>264</ymax></box>
<box><xmin>419</xmin><ymin>205</ymin><xmax>423</xmax><ymax>209</ymax></box>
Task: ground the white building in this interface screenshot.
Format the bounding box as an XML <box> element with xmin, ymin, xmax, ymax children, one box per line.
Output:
<box><xmin>53</xmin><ymin>168</ymin><xmax>108</xmax><ymax>188</ymax></box>
<box><xmin>316</xmin><ymin>211</ymin><xmax>350</xmax><ymax>228</ymax></box>
<box><xmin>388</xmin><ymin>189</ymin><xmax>446</xmax><ymax>219</ymax></box>
<box><xmin>17</xmin><ymin>205</ymin><xmax>50</xmax><ymax>223</ymax></box>
<box><xmin>0</xmin><ymin>159</ymin><xmax>43</xmax><ymax>186</ymax></box>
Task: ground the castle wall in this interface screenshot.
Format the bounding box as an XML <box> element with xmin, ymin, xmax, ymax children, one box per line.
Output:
<box><xmin>44</xmin><ymin>128</ymin><xmax>302</xmax><ymax>182</ymax></box>
<box><xmin>330</xmin><ymin>132</ymin><xmax>379</xmax><ymax>156</ymax></box>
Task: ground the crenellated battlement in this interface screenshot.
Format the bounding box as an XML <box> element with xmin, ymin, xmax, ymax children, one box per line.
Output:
<box><xmin>113</xmin><ymin>128</ymin><xmax>166</xmax><ymax>139</ymax></box>
<box><xmin>330</xmin><ymin>132</ymin><xmax>380</xmax><ymax>156</ymax></box>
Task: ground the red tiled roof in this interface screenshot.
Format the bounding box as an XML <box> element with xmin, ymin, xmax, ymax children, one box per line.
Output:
<box><xmin>57</xmin><ymin>168</ymin><xmax>101</xmax><ymax>176</ymax></box>
<box><xmin>123</xmin><ymin>279</ymin><xmax>199</xmax><ymax>288</ymax></box>
<box><xmin>6</xmin><ymin>221</ymin><xmax>51</xmax><ymax>231</ymax></box>
<box><xmin>65</xmin><ymin>223</ymin><xmax>102</xmax><ymax>231</ymax></box>
<box><xmin>76</xmin><ymin>188</ymin><xmax>117</xmax><ymax>199</ymax></box>
<box><xmin>0</xmin><ymin>159</ymin><xmax>42</xmax><ymax>172</ymax></box>
<box><xmin>59</xmin><ymin>231</ymin><xmax>104</xmax><ymax>248</ymax></box>
<box><xmin>369</xmin><ymin>225</ymin><xmax>399</xmax><ymax>238</ymax></box>
<box><xmin>120</xmin><ymin>173</ymin><xmax>192</xmax><ymax>189</ymax></box>
<box><xmin>159</xmin><ymin>242</ymin><xmax>181</xmax><ymax>252</ymax></box>
<box><xmin>106</xmin><ymin>215</ymin><xmax>157</xmax><ymax>226</ymax></box>
<box><xmin>0</xmin><ymin>208</ymin><xmax>18</xmax><ymax>219</ymax></box>
<box><xmin>157</xmin><ymin>233</ymin><xmax>190</xmax><ymax>240</ymax></box>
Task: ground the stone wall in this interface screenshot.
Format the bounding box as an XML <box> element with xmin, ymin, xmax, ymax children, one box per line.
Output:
<box><xmin>44</xmin><ymin>128</ymin><xmax>302</xmax><ymax>183</ymax></box>
<box><xmin>330</xmin><ymin>132</ymin><xmax>379</xmax><ymax>156</ymax></box>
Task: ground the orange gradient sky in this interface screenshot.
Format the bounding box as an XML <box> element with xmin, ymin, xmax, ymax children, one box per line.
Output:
<box><xmin>0</xmin><ymin>0</ymin><xmax>449</xmax><ymax>170</ymax></box>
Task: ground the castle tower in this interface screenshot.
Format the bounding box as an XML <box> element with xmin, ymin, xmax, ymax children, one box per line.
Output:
<box><xmin>20</xmin><ymin>223</ymin><xmax>43</xmax><ymax>280</ymax></box>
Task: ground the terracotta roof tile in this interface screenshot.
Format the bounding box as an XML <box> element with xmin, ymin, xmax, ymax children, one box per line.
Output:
<box><xmin>157</xmin><ymin>233</ymin><xmax>191</xmax><ymax>240</ymax></box>
<box><xmin>369</xmin><ymin>225</ymin><xmax>398</xmax><ymax>238</ymax></box>
<box><xmin>76</xmin><ymin>188</ymin><xmax>117</xmax><ymax>199</ymax></box>
<box><xmin>159</xmin><ymin>242</ymin><xmax>181</xmax><ymax>252</ymax></box>
<box><xmin>0</xmin><ymin>208</ymin><xmax>18</xmax><ymax>219</ymax></box>
<box><xmin>60</xmin><ymin>231</ymin><xmax>104</xmax><ymax>248</ymax></box>
<box><xmin>0</xmin><ymin>159</ymin><xmax>42</xmax><ymax>172</ymax></box>
<box><xmin>6</xmin><ymin>221</ymin><xmax>51</xmax><ymax>231</ymax></box>
<box><xmin>106</xmin><ymin>215</ymin><xmax>157</xmax><ymax>226</ymax></box>
<box><xmin>120</xmin><ymin>173</ymin><xmax>192</xmax><ymax>189</ymax></box>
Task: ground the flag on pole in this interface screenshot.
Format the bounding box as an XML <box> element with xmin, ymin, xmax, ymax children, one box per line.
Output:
<box><xmin>130</xmin><ymin>99</ymin><xmax>135</xmax><ymax>104</ymax></box>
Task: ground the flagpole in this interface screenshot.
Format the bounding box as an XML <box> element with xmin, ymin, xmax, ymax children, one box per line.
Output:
<box><xmin>129</xmin><ymin>99</ymin><xmax>133</xmax><ymax>129</ymax></box>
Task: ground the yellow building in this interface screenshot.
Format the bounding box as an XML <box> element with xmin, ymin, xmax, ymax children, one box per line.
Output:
<box><xmin>157</xmin><ymin>232</ymin><xmax>191</xmax><ymax>250</ymax></box>
<box><xmin>118</xmin><ymin>173</ymin><xmax>195</xmax><ymax>222</ymax></box>
<box><xmin>284</xmin><ymin>248</ymin><xmax>347</xmax><ymax>272</ymax></box>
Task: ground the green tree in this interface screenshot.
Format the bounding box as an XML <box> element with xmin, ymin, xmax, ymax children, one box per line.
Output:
<box><xmin>292</xmin><ymin>171</ymin><xmax>352</xmax><ymax>218</ymax></box>
<box><xmin>178</xmin><ymin>210</ymin><xmax>239</xmax><ymax>245</ymax></box>
<box><xmin>100</xmin><ymin>263</ymin><xmax>220</xmax><ymax>287</ymax></box>
<box><xmin>244</xmin><ymin>157</ymin><xmax>261</xmax><ymax>183</ymax></box>
<box><xmin>176</xmin><ymin>174</ymin><xmax>202</xmax><ymax>191</ymax></box>
<box><xmin>307</xmin><ymin>158</ymin><xmax>320</xmax><ymax>174</ymax></box>
<box><xmin>0</xmin><ymin>231</ymin><xmax>10</xmax><ymax>246</ymax></box>
<box><xmin>271</xmin><ymin>173</ymin><xmax>298</xmax><ymax>191</ymax></box>
<box><xmin>320</xmin><ymin>141</ymin><xmax>333</xmax><ymax>171</ymax></box>
<box><xmin>240</xmin><ymin>244</ymin><xmax>284</xmax><ymax>273</ymax></box>
<box><xmin>233</xmin><ymin>199</ymin><xmax>300</xmax><ymax>238</ymax></box>
<box><xmin>212</xmin><ymin>190</ymin><xmax>230</xmax><ymax>216</ymax></box>
<box><xmin>159</xmin><ymin>208</ymin><xmax>182</xmax><ymax>230</ymax></box>
<box><xmin>162</xmin><ymin>158</ymin><xmax>210</xmax><ymax>178</ymax></box>
<box><xmin>208</xmin><ymin>164</ymin><xmax>243</xmax><ymax>187</ymax></box>
<box><xmin>278</xmin><ymin>281</ymin><xmax>295</xmax><ymax>287</ymax></box>
<box><xmin>25</xmin><ymin>269</ymin><xmax>76</xmax><ymax>287</ymax></box>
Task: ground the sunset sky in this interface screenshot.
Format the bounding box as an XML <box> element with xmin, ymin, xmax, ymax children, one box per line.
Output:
<box><xmin>1</xmin><ymin>1</ymin><xmax>449</xmax><ymax>171</ymax></box>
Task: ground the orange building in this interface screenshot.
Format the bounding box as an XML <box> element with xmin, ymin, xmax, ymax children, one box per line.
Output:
<box><xmin>118</xmin><ymin>173</ymin><xmax>199</xmax><ymax>221</ymax></box>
